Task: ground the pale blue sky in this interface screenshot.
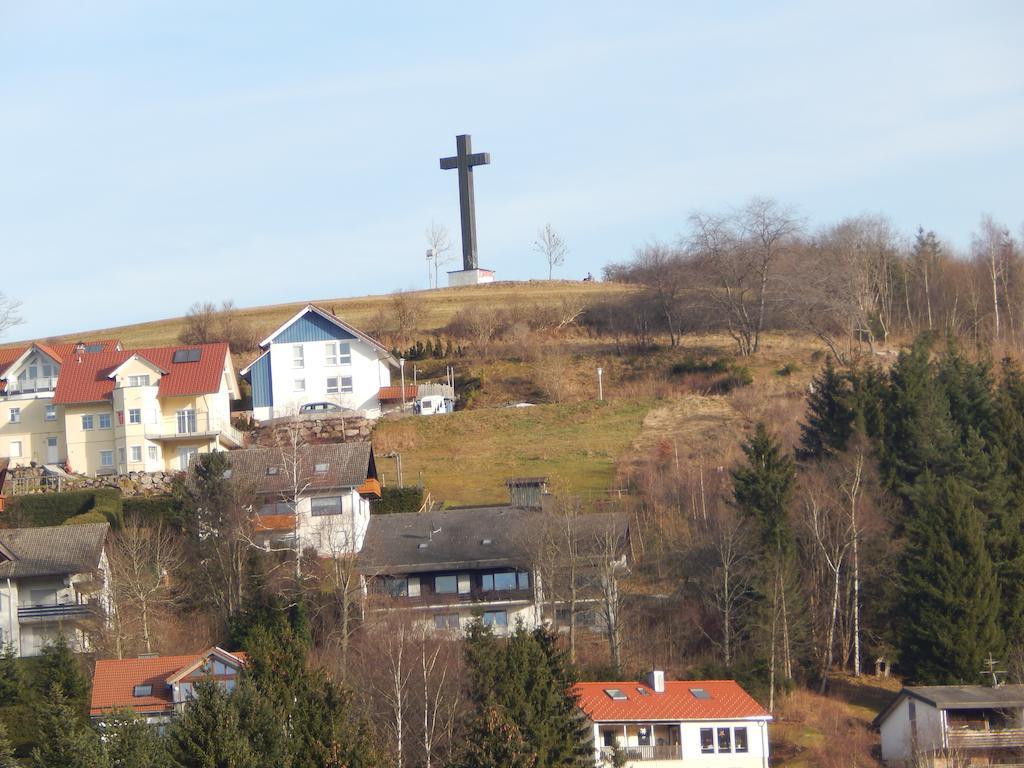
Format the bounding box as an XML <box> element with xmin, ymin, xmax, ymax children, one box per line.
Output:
<box><xmin>1</xmin><ymin>1</ymin><xmax>1021</xmax><ymax>340</ymax></box>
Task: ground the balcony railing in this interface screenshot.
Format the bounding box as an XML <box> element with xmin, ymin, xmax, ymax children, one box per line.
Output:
<box><xmin>601</xmin><ymin>745</ymin><xmax>683</xmax><ymax>761</ymax></box>
<box><xmin>18</xmin><ymin>603</ymin><xmax>93</xmax><ymax>622</ymax></box>
<box><xmin>6</xmin><ymin>377</ymin><xmax>58</xmax><ymax>394</ymax></box>
<box><xmin>947</xmin><ymin>728</ymin><xmax>1024</xmax><ymax>749</ymax></box>
<box><xmin>367</xmin><ymin>588</ymin><xmax>533</xmax><ymax>609</ymax></box>
<box><xmin>145</xmin><ymin>414</ymin><xmax>243</xmax><ymax>446</ymax></box>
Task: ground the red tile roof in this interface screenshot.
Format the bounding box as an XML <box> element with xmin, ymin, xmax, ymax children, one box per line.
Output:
<box><xmin>378</xmin><ymin>385</ymin><xmax>418</xmax><ymax>402</ymax></box>
<box><xmin>52</xmin><ymin>343</ymin><xmax>230</xmax><ymax>404</ymax></box>
<box><xmin>0</xmin><ymin>340</ymin><xmax>120</xmax><ymax>392</ymax></box>
<box><xmin>571</xmin><ymin>680</ymin><xmax>770</xmax><ymax>722</ymax></box>
<box><xmin>90</xmin><ymin>648</ymin><xmax>246</xmax><ymax>717</ymax></box>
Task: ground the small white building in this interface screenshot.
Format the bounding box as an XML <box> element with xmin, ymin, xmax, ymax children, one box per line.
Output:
<box><xmin>0</xmin><ymin>523</ymin><xmax>110</xmax><ymax>657</ymax></box>
<box><xmin>223</xmin><ymin>442</ymin><xmax>381</xmax><ymax>558</ymax></box>
<box><xmin>572</xmin><ymin>674</ymin><xmax>771</xmax><ymax>768</ymax></box>
<box><xmin>240</xmin><ymin>305</ymin><xmax>398</xmax><ymax>421</ymax></box>
<box><xmin>875</xmin><ymin>685</ymin><xmax>1024</xmax><ymax>766</ymax></box>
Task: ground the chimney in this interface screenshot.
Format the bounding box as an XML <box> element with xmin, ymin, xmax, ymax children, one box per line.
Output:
<box><xmin>646</xmin><ymin>670</ymin><xmax>665</xmax><ymax>694</ymax></box>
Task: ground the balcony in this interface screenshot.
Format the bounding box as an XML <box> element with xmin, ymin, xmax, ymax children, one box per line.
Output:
<box><xmin>6</xmin><ymin>377</ymin><xmax>58</xmax><ymax>395</ymax></box>
<box><xmin>18</xmin><ymin>603</ymin><xmax>93</xmax><ymax>623</ymax></box>
<box><xmin>145</xmin><ymin>413</ymin><xmax>243</xmax><ymax>447</ymax></box>
<box><xmin>947</xmin><ymin>728</ymin><xmax>1024</xmax><ymax>750</ymax></box>
<box><xmin>601</xmin><ymin>745</ymin><xmax>683</xmax><ymax>762</ymax></box>
<box><xmin>367</xmin><ymin>588</ymin><xmax>533</xmax><ymax>610</ymax></box>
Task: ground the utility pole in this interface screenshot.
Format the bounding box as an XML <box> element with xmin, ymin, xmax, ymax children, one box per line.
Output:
<box><xmin>426</xmin><ymin>248</ymin><xmax>435</xmax><ymax>289</ymax></box>
<box><xmin>597</xmin><ymin>367</ymin><xmax>604</xmax><ymax>401</ymax></box>
<box><xmin>400</xmin><ymin>358</ymin><xmax>407</xmax><ymax>408</ymax></box>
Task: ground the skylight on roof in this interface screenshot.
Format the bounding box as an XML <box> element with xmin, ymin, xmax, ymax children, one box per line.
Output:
<box><xmin>222</xmin><ymin>469</ymin><xmax>232</xmax><ymax>479</ymax></box>
<box><xmin>314</xmin><ymin>463</ymin><xmax>329</xmax><ymax>473</ymax></box>
<box><xmin>604</xmin><ymin>688</ymin><xmax>628</xmax><ymax>701</ymax></box>
<box><xmin>636</xmin><ymin>687</ymin><xmax>650</xmax><ymax>696</ymax></box>
<box><xmin>417</xmin><ymin>542</ymin><xmax>429</xmax><ymax>549</ymax></box>
<box><xmin>173</xmin><ymin>348</ymin><xmax>202</xmax><ymax>363</ymax></box>
<box><xmin>84</xmin><ymin>343</ymin><xmax>104</xmax><ymax>353</ymax></box>
<box><xmin>133</xmin><ymin>684</ymin><xmax>153</xmax><ymax>697</ymax></box>
<box><xmin>266</xmin><ymin>467</ymin><xmax>279</xmax><ymax>476</ymax></box>
<box><xmin>690</xmin><ymin>688</ymin><xmax>711</xmax><ymax>699</ymax></box>
<box><xmin>481</xmin><ymin>538</ymin><xmax>494</xmax><ymax>545</ymax></box>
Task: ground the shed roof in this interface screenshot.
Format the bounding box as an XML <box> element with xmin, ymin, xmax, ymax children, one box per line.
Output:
<box><xmin>0</xmin><ymin>523</ymin><xmax>109</xmax><ymax>579</ymax></box>
<box><xmin>874</xmin><ymin>685</ymin><xmax>1024</xmax><ymax>728</ymax></box>
<box><xmin>223</xmin><ymin>442</ymin><xmax>376</xmax><ymax>494</ymax></box>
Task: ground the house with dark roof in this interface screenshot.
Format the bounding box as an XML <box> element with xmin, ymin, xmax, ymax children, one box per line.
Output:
<box><xmin>0</xmin><ymin>523</ymin><xmax>109</xmax><ymax>657</ymax></box>
<box><xmin>357</xmin><ymin>494</ymin><xmax>629</xmax><ymax>636</ymax></box>
<box><xmin>223</xmin><ymin>442</ymin><xmax>381</xmax><ymax>557</ymax></box>
<box><xmin>240</xmin><ymin>305</ymin><xmax>398</xmax><ymax>421</ymax></box>
<box><xmin>572</xmin><ymin>672</ymin><xmax>771</xmax><ymax>766</ymax></box>
<box><xmin>875</xmin><ymin>684</ymin><xmax>1024</xmax><ymax>766</ymax></box>
<box><xmin>90</xmin><ymin>647</ymin><xmax>246</xmax><ymax>724</ymax></box>
<box><xmin>0</xmin><ymin>338</ymin><xmax>241</xmax><ymax>475</ymax></box>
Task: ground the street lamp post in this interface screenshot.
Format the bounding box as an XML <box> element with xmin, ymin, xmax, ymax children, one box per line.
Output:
<box><xmin>597</xmin><ymin>367</ymin><xmax>604</xmax><ymax>401</ymax></box>
<box><xmin>426</xmin><ymin>248</ymin><xmax>435</xmax><ymax>289</ymax></box>
<box><xmin>400</xmin><ymin>358</ymin><xmax>407</xmax><ymax>407</ymax></box>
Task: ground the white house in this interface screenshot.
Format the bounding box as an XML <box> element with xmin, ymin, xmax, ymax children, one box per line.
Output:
<box><xmin>875</xmin><ymin>685</ymin><xmax>1024</xmax><ymax>766</ymax></box>
<box><xmin>91</xmin><ymin>647</ymin><xmax>246</xmax><ymax>725</ymax></box>
<box><xmin>571</xmin><ymin>674</ymin><xmax>772</xmax><ymax>768</ymax></box>
<box><xmin>240</xmin><ymin>305</ymin><xmax>398</xmax><ymax>420</ymax></box>
<box><xmin>222</xmin><ymin>442</ymin><xmax>382</xmax><ymax>558</ymax></box>
<box><xmin>0</xmin><ymin>523</ymin><xmax>110</xmax><ymax>657</ymax></box>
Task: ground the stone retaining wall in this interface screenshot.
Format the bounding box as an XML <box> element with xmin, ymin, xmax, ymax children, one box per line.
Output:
<box><xmin>246</xmin><ymin>413</ymin><xmax>374</xmax><ymax>448</ymax></box>
<box><xmin>6</xmin><ymin>465</ymin><xmax>177</xmax><ymax>497</ymax></box>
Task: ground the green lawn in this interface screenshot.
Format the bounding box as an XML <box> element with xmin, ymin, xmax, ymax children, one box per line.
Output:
<box><xmin>372</xmin><ymin>399</ymin><xmax>652</xmax><ymax>506</ymax></box>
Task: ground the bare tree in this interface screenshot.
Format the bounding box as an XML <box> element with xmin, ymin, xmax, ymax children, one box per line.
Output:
<box><xmin>426</xmin><ymin>222</ymin><xmax>454</xmax><ymax>289</ymax></box>
<box><xmin>391</xmin><ymin>291</ymin><xmax>423</xmax><ymax>341</ymax></box>
<box><xmin>534</xmin><ymin>223</ymin><xmax>568</xmax><ymax>280</ymax></box>
<box><xmin>107</xmin><ymin>516</ymin><xmax>186</xmax><ymax>655</ymax></box>
<box><xmin>179</xmin><ymin>301</ymin><xmax>219</xmax><ymax>344</ymax></box>
<box><xmin>179</xmin><ymin>299</ymin><xmax>258</xmax><ymax>351</ymax></box>
<box><xmin>0</xmin><ymin>293</ymin><xmax>23</xmax><ymax>338</ymax></box>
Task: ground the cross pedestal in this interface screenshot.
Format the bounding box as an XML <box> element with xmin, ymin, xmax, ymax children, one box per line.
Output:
<box><xmin>447</xmin><ymin>268</ymin><xmax>495</xmax><ymax>287</ymax></box>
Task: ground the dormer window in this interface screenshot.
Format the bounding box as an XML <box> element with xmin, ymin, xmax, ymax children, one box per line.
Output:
<box><xmin>133</xmin><ymin>684</ymin><xmax>152</xmax><ymax>697</ymax></box>
<box><xmin>127</xmin><ymin>375</ymin><xmax>151</xmax><ymax>387</ymax></box>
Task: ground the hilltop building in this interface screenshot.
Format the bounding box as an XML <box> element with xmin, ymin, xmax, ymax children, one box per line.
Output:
<box><xmin>90</xmin><ymin>647</ymin><xmax>246</xmax><ymax>725</ymax></box>
<box><xmin>0</xmin><ymin>523</ymin><xmax>110</xmax><ymax>657</ymax></box>
<box><xmin>572</xmin><ymin>673</ymin><xmax>772</xmax><ymax>767</ymax></box>
<box><xmin>0</xmin><ymin>339</ymin><xmax>241</xmax><ymax>475</ymax></box>
<box><xmin>240</xmin><ymin>305</ymin><xmax>398</xmax><ymax>421</ymax></box>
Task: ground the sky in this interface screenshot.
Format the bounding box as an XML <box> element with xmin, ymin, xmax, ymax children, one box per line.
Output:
<box><xmin>1</xmin><ymin>1</ymin><xmax>1022</xmax><ymax>341</ymax></box>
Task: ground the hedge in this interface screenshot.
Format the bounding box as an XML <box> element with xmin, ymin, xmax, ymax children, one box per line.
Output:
<box><xmin>5</xmin><ymin>488</ymin><xmax>123</xmax><ymax>528</ymax></box>
<box><xmin>122</xmin><ymin>495</ymin><xmax>181</xmax><ymax>527</ymax></box>
<box><xmin>371</xmin><ymin>486</ymin><xmax>426</xmax><ymax>515</ymax></box>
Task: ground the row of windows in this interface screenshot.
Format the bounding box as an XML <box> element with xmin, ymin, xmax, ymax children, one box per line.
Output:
<box><xmin>292</xmin><ymin>343</ymin><xmax>352</xmax><ymax>369</ymax></box>
<box><xmin>8</xmin><ymin>405</ymin><xmax>57</xmax><ymax>423</ymax></box>
<box><xmin>699</xmin><ymin>726</ymin><xmax>749</xmax><ymax>754</ymax></box>
<box><xmin>293</xmin><ymin>376</ymin><xmax>353</xmax><ymax>394</ymax></box>
<box><xmin>432</xmin><ymin>610</ymin><xmax>507</xmax><ymax>630</ymax></box>
<box><xmin>258</xmin><ymin>496</ymin><xmax>345</xmax><ymax>517</ymax></box>
<box><xmin>381</xmin><ymin>571</ymin><xmax>530</xmax><ymax>598</ymax></box>
<box><xmin>100</xmin><ymin>445</ymin><xmax>159</xmax><ymax>467</ymax></box>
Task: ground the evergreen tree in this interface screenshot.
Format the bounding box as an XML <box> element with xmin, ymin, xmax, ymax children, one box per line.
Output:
<box><xmin>897</xmin><ymin>473</ymin><xmax>1004</xmax><ymax>684</ymax></box>
<box><xmin>455</xmin><ymin>706</ymin><xmax>536</xmax><ymax>768</ymax></box>
<box><xmin>36</xmin><ymin>636</ymin><xmax>89</xmax><ymax>708</ymax></box>
<box><xmin>104</xmin><ymin>711</ymin><xmax>174</xmax><ymax>768</ymax></box>
<box><xmin>732</xmin><ymin>423</ymin><xmax>796</xmax><ymax>555</ymax></box>
<box><xmin>31</xmin><ymin>684</ymin><xmax>108</xmax><ymax>768</ymax></box>
<box><xmin>936</xmin><ymin>345</ymin><xmax>1000</xmax><ymax>447</ymax></box>
<box><xmin>0</xmin><ymin>722</ymin><xmax>15</xmax><ymax>768</ymax></box>
<box><xmin>798</xmin><ymin>357</ymin><xmax>855</xmax><ymax>461</ymax></box>
<box><xmin>0</xmin><ymin>643</ymin><xmax>21</xmax><ymax>702</ymax></box>
<box><xmin>168</xmin><ymin>680</ymin><xmax>257</xmax><ymax>768</ymax></box>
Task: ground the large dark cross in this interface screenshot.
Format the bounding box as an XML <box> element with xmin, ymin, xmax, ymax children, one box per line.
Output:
<box><xmin>440</xmin><ymin>134</ymin><xmax>490</xmax><ymax>271</ymax></box>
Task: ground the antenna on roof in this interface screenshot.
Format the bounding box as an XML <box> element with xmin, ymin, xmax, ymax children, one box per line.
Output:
<box><xmin>429</xmin><ymin>525</ymin><xmax>442</xmax><ymax>540</ymax></box>
<box><xmin>981</xmin><ymin>653</ymin><xmax>1006</xmax><ymax>688</ymax></box>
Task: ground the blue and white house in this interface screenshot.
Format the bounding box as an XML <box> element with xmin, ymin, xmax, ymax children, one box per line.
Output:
<box><xmin>240</xmin><ymin>305</ymin><xmax>398</xmax><ymax>421</ymax></box>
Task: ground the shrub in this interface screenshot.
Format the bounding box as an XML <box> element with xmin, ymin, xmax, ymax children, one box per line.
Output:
<box><xmin>122</xmin><ymin>495</ymin><xmax>181</xmax><ymax>527</ymax></box>
<box><xmin>777</xmin><ymin>362</ymin><xmax>800</xmax><ymax>377</ymax></box>
<box><xmin>722</xmin><ymin>366</ymin><xmax>754</xmax><ymax>392</ymax></box>
<box><xmin>6</xmin><ymin>487</ymin><xmax>123</xmax><ymax>528</ymax></box>
<box><xmin>670</xmin><ymin>356</ymin><xmax>730</xmax><ymax>376</ymax></box>
<box><xmin>372</xmin><ymin>486</ymin><xmax>426</xmax><ymax>515</ymax></box>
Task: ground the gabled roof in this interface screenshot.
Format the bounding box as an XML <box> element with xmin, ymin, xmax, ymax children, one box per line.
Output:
<box><xmin>254</xmin><ymin>304</ymin><xmax>397</xmax><ymax>364</ymax></box>
<box><xmin>0</xmin><ymin>523</ymin><xmax>109</xmax><ymax>579</ymax></box>
<box><xmin>0</xmin><ymin>339</ymin><xmax>121</xmax><ymax>392</ymax></box>
<box><xmin>52</xmin><ymin>342</ymin><xmax>232</xmax><ymax>404</ymax></box>
<box><xmin>222</xmin><ymin>442</ymin><xmax>377</xmax><ymax>495</ymax></box>
<box><xmin>90</xmin><ymin>647</ymin><xmax>246</xmax><ymax>717</ymax></box>
<box><xmin>572</xmin><ymin>680</ymin><xmax>771</xmax><ymax>723</ymax></box>
<box><xmin>357</xmin><ymin>506</ymin><xmax>629</xmax><ymax>576</ymax></box>
<box><xmin>873</xmin><ymin>685</ymin><xmax>1024</xmax><ymax>728</ymax></box>
<box><xmin>106</xmin><ymin>354</ymin><xmax>169</xmax><ymax>379</ymax></box>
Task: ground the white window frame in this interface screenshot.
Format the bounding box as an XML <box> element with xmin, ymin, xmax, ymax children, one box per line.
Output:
<box><xmin>338</xmin><ymin>342</ymin><xmax>351</xmax><ymax>365</ymax></box>
<box><xmin>9</xmin><ymin>408</ymin><xmax>20</xmax><ymax>424</ymax></box>
<box><xmin>45</xmin><ymin>405</ymin><xmax>56</xmax><ymax>422</ymax></box>
<box><xmin>100</xmin><ymin>450</ymin><xmax>114</xmax><ymax>467</ymax></box>
<box><xmin>339</xmin><ymin>376</ymin><xmax>353</xmax><ymax>394</ymax></box>
<box><xmin>127</xmin><ymin>374</ymin><xmax>150</xmax><ymax>387</ymax></box>
<box><xmin>325</xmin><ymin>343</ymin><xmax>338</xmax><ymax>367</ymax></box>
<box><xmin>148</xmin><ymin>445</ymin><xmax>158</xmax><ymax>461</ymax></box>
<box><xmin>81</xmin><ymin>415</ymin><xmax>94</xmax><ymax>431</ymax></box>
<box><xmin>326</xmin><ymin>376</ymin><xmax>339</xmax><ymax>394</ymax></box>
<box><xmin>98</xmin><ymin>413</ymin><xmax>112</xmax><ymax>429</ymax></box>
<box><xmin>128</xmin><ymin>408</ymin><xmax>142</xmax><ymax>425</ymax></box>
<box><xmin>130</xmin><ymin>445</ymin><xmax>142</xmax><ymax>462</ymax></box>
<box><xmin>294</xmin><ymin>378</ymin><xmax>306</xmax><ymax>392</ymax></box>
<box><xmin>292</xmin><ymin>345</ymin><xmax>304</xmax><ymax>369</ymax></box>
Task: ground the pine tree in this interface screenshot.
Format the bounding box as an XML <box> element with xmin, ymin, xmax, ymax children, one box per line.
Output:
<box><xmin>732</xmin><ymin>423</ymin><xmax>796</xmax><ymax>555</ymax></box>
<box><xmin>0</xmin><ymin>642</ymin><xmax>21</xmax><ymax>702</ymax></box>
<box><xmin>168</xmin><ymin>680</ymin><xmax>257</xmax><ymax>768</ymax></box>
<box><xmin>31</xmin><ymin>684</ymin><xmax>108</xmax><ymax>768</ymax></box>
<box><xmin>36</xmin><ymin>635</ymin><xmax>89</xmax><ymax>706</ymax></box>
<box><xmin>0</xmin><ymin>722</ymin><xmax>16</xmax><ymax>768</ymax></box>
<box><xmin>455</xmin><ymin>706</ymin><xmax>536</xmax><ymax>768</ymax></box>
<box><xmin>897</xmin><ymin>473</ymin><xmax>1004</xmax><ymax>684</ymax></box>
<box><xmin>798</xmin><ymin>357</ymin><xmax>855</xmax><ymax>461</ymax></box>
<box><xmin>104</xmin><ymin>711</ymin><xmax>174</xmax><ymax>768</ymax></box>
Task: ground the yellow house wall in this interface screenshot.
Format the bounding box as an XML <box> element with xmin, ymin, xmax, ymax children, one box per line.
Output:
<box><xmin>63</xmin><ymin>403</ymin><xmax>117</xmax><ymax>475</ymax></box>
<box><xmin>0</xmin><ymin>397</ymin><xmax>65</xmax><ymax>466</ymax></box>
